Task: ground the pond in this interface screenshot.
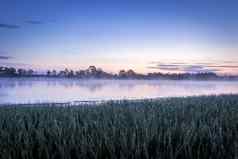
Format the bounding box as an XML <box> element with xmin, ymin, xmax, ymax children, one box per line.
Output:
<box><xmin>0</xmin><ymin>78</ymin><xmax>238</xmax><ymax>104</ymax></box>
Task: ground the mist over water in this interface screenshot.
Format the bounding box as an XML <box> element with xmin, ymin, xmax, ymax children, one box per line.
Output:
<box><xmin>0</xmin><ymin>78</ymin><xmax>238</xmax><ymax>104</ymax></box>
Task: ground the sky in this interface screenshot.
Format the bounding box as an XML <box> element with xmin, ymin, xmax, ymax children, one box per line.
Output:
<box><xmin>0</xmin><ymin>0</ymin><xmax>238</xmax><ymax>74</ymax></box>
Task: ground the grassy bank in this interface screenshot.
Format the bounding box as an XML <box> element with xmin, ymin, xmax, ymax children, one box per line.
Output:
<box><xmin>0</xmin><ymin>95</ymin><xmax>238</xmax><ymax>159</ymax></box>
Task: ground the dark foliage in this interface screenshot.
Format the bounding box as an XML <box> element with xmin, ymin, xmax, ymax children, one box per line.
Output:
<box><xmin>1</xmin><ymin>66</ymin><xmax>237</xmax><ymax>80</ymax></box>
<box><xmin>0</xmin><ymin>95</ymin><xmax>238</xmax><ymax>159</ymax></box>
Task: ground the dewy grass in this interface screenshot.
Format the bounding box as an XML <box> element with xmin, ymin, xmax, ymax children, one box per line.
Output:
<box><xmin>0</xmin><ymin>95</ymin><xmax>238</xmax><ymax>159</ymax></box>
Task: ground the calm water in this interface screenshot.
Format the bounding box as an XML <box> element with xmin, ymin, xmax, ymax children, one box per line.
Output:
<box><xmin>0</xmin><ymin>78</ymin><xmax>238</xmax><ymax>104</ymax></box>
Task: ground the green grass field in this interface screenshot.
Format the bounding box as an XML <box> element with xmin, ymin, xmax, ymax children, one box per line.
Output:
<box><xmin>0</xmin><ymin>95</ymin><xmax>238</xmax><ymax>159</ymax></box>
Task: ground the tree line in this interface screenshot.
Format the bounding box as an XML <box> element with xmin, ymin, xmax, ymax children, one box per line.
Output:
<box><xmin>0</xmin><ymin>65</ymin><xmax>237</xmax><ymax>80</ymax></box>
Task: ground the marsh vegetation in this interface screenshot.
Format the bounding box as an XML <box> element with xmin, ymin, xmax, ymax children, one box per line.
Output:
<box><xmin>0</xmin><ymin>95</ymin><xmax>238</xmax><ymax>159</ymax></box>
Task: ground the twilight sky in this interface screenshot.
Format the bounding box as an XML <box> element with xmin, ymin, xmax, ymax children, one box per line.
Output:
<box><xmin>0</xmin><ymin>0</ymin><xmax>238</xmax><ymax>74</ymax></box>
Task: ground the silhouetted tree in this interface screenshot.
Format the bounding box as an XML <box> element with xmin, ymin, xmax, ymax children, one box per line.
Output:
<box><xmin>52</xmin><ymin>70</ymin><xmax>57</xmax><ymax>76</ymax></box>
<box><xmin>68</xmin><ymin>70</ymin><xmax>74</xmax><ymax>77</ymax></box>
<box><xmin>0</xmin><ymin>65</ymin><xmax>236</xmax><ymax>80</ymax></box>
<box><xmin>119</xmin><ymin>70</ymin><xmax>126</xmax><ymax>78</ymax></box>
<box><xmin>27</xmin><ymin>69</ymin><xmax>34</xmax><ymax>76</ymax></box>
<box><xmin>47</xmin><ymin>70</ymin><xmax>51</xmax><ymax>77</ymax></box>
<box><xmin>17</xmin><ymin>69</ymin><xmax>27</xmax><ymax>76</ymax></box>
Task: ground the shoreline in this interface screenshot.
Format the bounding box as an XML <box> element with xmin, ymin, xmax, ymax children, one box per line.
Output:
<box><xmin>1</xmin><ymin>94</ymin><xmax>238</xmax><ymax>107</ymax></box>
<box><xmin>1</xmin><ymin>76</ymin><xmax>238</xmax><ymax>81</ymax></box>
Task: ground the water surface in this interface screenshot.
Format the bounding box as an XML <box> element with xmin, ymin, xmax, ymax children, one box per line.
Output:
<box><xmin>1</xmin><ymin>78</ymin><xmax>238</xmax><ymax>104</ymax></box>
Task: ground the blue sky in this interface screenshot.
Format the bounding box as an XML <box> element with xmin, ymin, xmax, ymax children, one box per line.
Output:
<box><xmin>0</xmin><ymin>0</ymin><xmax>238</xmax><ymax>74</ymax></box>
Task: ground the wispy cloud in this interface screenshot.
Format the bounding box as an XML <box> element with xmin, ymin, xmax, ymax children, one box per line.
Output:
<box><xmin>25</xmin><ymin>20</ymin><xmax>44</xmax><ymax>25</ymax></box>
<box><xmin>149</xmin><ymin>64</ymin><xmax>181</xmax><ymax>71</ymax></box>
<box><xmin>0</xmin><ymin>23</ymin><xmax>20</xmax><ymax>29</ymax></box>
<box><xmin>183</xmin><ymin>65</ymin><xmax>219</xmax><ymax>73</ymax></box>
<box><xmin>0</xmin><ymin>62</ymin><xmax>32</xmax><ymax>68</ymax></box>
<box><xmin>147</xmin><ymin>61</ymin><xmax>238</xmax><ymax>74</ymax></box>
<box><xmin>148</xmin><ymin>66</ymin><xmax>181</xmax><ymax>71</ymax></box>
<box><xmin>206</xmin><ymin>65</ymin><xmax>238</xmax><ymax>68</ymax></box>
<box><xmin>0</xmin><ymin>20</ymin><xmax>47</xmax><ymax>30</ymax></box>
<box><xmin>0</xmin><ymin>56</ymin><xmax>12</xmax><ymax>60</ymax></box>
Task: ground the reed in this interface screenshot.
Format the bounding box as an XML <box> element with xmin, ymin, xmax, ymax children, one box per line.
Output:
<box><xmin>0</xmin><ymin>95</ymin><xmax>238</xmax><ymax>159</ymax></box>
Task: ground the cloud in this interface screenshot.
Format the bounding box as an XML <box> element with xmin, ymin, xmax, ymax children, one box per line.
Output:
<box><xmin>147</xmin><ymin>64</ymin><xmax>184</xmax><ymax>72</ymax></box>
<box><xmin>147</xmin><ymin>61</ymin><xmax>238</xmax><ymax>73</ymax></box>
<box><xmin>0</xmin><ymin>56</ymin><xmax>12</xmax><ymax>60</ymax></box>
<box><xmin>183</xmin><ymin>65</ymin><xmax>219</xmax><ymax>73</ymax></box>
<box><xmin>206</xmin><ymin>65</ymin><xmax>238</xmax><ymax>68</ymax></box>
<box><xmin>0</xmin><ymin>62</ymin><xmax>32</xmax><ymax>68</ymax></box>
<box><xmin>0</xmin><ymin>20</ymin><xmax>48</xmax><ymax>30</ymax></box>
<box><xmin>0</xmin><ymin>23</ymin><xmax>20</xmax><ymax>29</ymax></box>
<box><xmin>153</xmin><ymin>64</ymin><xmax>181</xmax><ymax>71</ymax></box>
<box><xmin>148</xmin><ymin>66</ymin><xmax>181</xmax><ymax>71</ymax></box>
<box><xmin>25</xmin><ymin>20</ymin><xmax>44</xmax><ymax>25</ymax></box>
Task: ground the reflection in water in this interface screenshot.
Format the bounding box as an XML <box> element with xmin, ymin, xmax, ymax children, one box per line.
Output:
<box><xmin>0</xmin><ymin>78</ymin><xmax>238</xmax><ymax>104</ymax></box>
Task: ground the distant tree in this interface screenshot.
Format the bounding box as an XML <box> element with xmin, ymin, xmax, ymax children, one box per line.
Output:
<box><xmin>0</xmin><ymin>67</ymin><xmax>16</xmax><ymax>76</ymax></box>
<box><xmin>17</xmin><ymin>69</ymin><xmax>27</xmax><ymax>76</ymax></box>
<box><xmin>88</xmin><ymin>66</ymin><xmax>97</xmax><ymax>73</ymax></box>
<box><xmin>68</xmin><ymin>70</ymin><xmax>74</xmax><ymax>77</ymax></box>
<box><xmin>27</xmin><ymin>69</ymin><xmax>34</xmax><ymax>76</ymax></box>
<box><xmin>64</xmin><ymin>68</ymin><xmax>69</xmax><ymax>77</ymax></box>
<box><xmin>75</xmin><ymin>71</ymin><xmax>81</xmax><ymax>77</ymax></box>
<box><xmin>119</xmin><ymin>70</ymin><xmax>126</xmax><ymax>78</ymax></box>
<box><xmin>8</xmin><ymin>67</ymin><xmax>17</xmax><ymax>76</ymax></box>
<box><xmin>0</xmin><ymin>65</ymin><xmax>229</xmax><ymax>80</ymax></box>
<box><xmin>127</xmin><ymin>69</ymin><xmax>136</xmax><ymax>78</ymax></box>
<box><xmin>76</xmin><ymin>70</ymin><xmax>86</xmax><ymax>78</ymax></box>
<box><xmin>47</xmin><ymin>70</ymin><xmax>51</xmax><ymax>77</ymax></box>
<box><xmin>58</xmin><ymin>71</ymin><xmax>66</xmax><ymax>77</ymax></box>
<box><xmin>52</xmin><ymin>70</ymin><xmax>57</xmax><ymax>76</ymax></box>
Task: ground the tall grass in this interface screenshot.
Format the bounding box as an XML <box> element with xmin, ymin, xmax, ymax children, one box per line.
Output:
<box><xmin>0</xmin><ymin>95</ymin><xmax>238</xmax><ymax>159</ymax></box>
